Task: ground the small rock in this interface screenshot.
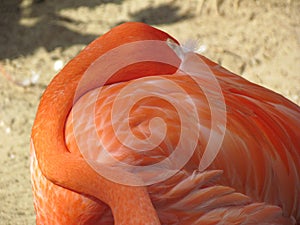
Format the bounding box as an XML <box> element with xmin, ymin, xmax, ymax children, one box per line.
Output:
<box><xmin>54</xmin><ymin>60</ymin><xmax>63</xmax><ymax>72</ymax></box>
<box><xmin>5</xmin><ymin>127</ymin><xmax>11</xmax><ymax>134</ymax></box>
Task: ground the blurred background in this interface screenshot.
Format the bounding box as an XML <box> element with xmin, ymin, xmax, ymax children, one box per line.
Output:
<box><xmin>0</xmin><ymin>0</ymin><xmax>299</xmax><ymax>224</ymax></box>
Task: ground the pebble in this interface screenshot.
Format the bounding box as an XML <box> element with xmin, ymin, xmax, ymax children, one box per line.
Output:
<box><xmin>54</xmin><ymin>60</ymin><xmax>63</xmax><ymax>72</ymax></box>
<box><xmin>5</xmin><ymin>127</ymin><xmax>11</xmax><ymax>134</ymax></box>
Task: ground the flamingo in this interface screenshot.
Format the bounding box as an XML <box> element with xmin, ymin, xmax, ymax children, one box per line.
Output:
<box><xmin>31</xmin><ymin>22</ymin><xmax>300</xmax><ymax>224</ymax></box>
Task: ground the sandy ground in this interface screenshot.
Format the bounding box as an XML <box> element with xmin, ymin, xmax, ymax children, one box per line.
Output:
<box><xmin>0</xmin><ymin>0</ymin><xmax>299</xmax><ymax>224</ymax></box>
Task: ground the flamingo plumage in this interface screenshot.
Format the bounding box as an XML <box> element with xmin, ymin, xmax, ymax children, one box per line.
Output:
<box><xmin>31</xmin><ymin>22</ymin><xmax>300</xmax><ymax>224</ymax></box>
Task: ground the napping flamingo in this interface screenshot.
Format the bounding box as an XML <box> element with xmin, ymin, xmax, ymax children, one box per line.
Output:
<box><xmin>31</xmin><ymin>22</ymin><xmax>300</xmax><ymax>224</ymax></box>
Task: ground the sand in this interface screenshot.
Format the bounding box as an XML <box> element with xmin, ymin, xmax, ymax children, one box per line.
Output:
<box><xmin>0</xmin><ymin>0</ymin><xmax>299</xmax><ymax>224</ymax></box>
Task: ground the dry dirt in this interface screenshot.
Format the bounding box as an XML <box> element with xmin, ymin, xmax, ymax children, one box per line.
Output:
<box><xmin>0</xmin><ymin>0</ymin><xmax>299</xmax><ymax>224</ymax></box>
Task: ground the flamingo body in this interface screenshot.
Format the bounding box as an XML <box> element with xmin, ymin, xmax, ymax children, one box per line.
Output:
<box><xmin>31</xmin><ymin>22</ymin><xmax>300</xmax><ymax>224</ymax></box>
